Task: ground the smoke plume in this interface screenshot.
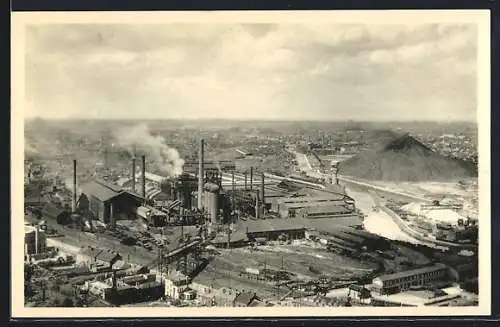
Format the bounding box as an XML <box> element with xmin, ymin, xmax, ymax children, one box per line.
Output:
<box><xmin>113</xmin><ymin>124</ymin><xmax>185</xmax><ymax>177</ymax></box>
<box><xmin>25</xmin><ymin>140</ymin><xmax>39</xmax><ymax>158</ymax></box>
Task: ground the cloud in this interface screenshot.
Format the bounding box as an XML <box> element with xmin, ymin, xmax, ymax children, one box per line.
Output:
<box><xmin>24</xmin><ymin>23</ymin><xmax>478</xmax><ymax>121</ymax></box>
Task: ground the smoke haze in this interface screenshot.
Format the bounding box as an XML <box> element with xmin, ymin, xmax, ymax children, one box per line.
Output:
<box><xmin>113</xmin><ymin>124</ymin><xmax>185</xmax><ymax>177</ymax></box>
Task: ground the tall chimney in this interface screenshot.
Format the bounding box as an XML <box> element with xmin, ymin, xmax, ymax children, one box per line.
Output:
<box><xmin>255</xmin><ymin>191</ymin><xmax>260</xmax><ymax>219</ymax></box>
<box><xmin>72</xmin><ymin>159</ymin><xmax>77</xmax><ymax>212</ymax></box>
<box><xmin>141</xmin><ymin>155</ymin><xmax>146</xmax><ymax>198</ymax></box>
<box><xmin>131</xmin><ymin>157</ymin><xmax>136</xmax><ymax>193</ymax></box>
<box><xmin>250</xmin><ymin>167</ymin><xmax>253</xmax><ymax>191</ymax></box>
<box><xmin>198</xmin><ymin>139</ymin><xmax>205</xmax><ymax>210</ymax></box>
<box><xmin>231</xmin><ymin>171</ymin><xmax>235</xmax><ymax>191</ymax></box>
<box><xmin>261</xmin><ymin>173</ymin><xmax>265</xmax><ymax>214</ymax></box>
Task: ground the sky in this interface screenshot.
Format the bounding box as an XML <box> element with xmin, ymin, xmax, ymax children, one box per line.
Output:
<box><xmin>25</xmin><ymin>23</ymin><xmax>478</xmax><ymax>121</ymax></box>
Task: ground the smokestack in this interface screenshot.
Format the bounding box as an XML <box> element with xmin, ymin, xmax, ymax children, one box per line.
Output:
<box><xmin>250</xmin><ymin>167</ymin><xmax>253</xmax><ymax>191</ymax></box>
<box><xmin>198</xmin><ymin>139</ymin><xmax>205</xmax><ymax>210</ymax></box>
<box><xmin>255</xmin><ymin>191</ymin><xmax>260</xmax><ymax>219</ymax></box>
<box><xmin>131</xmin><ymin>157</ymin><xmax>136</xmax><ymax>193</ymax></box>
<box><xmin>72</xmin><ymin>159</ymin><xmax>77</xmax><ymax>212</ymax></box>
<box><xmin>261</xmin><ymin>173</ymin><xmax>265</xmax><ymax>214</ymax></box>
<box><xmin>141</xmin><ymin>155</ymin><xmax>146</xmax><ymax>198</ymax></box>
<box><xmin>231</xmin><ymin>170</ymin><xmax>235</xmax><ymax>210</ymax></box>
<box><xmin>244</xmin><ymin>172</ymin><xmax>248</xmax><ymax>190</ymax></box>
<box><xmin>112</xmin><ymin>270</ymin><xmax>117</xmax><ymax>290</ymax></box>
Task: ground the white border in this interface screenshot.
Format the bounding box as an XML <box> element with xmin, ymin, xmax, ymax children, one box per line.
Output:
<box><xmin>11</xmin><ymin>10</ymin><xmax>491</xmax><ymax>318</ymax></box>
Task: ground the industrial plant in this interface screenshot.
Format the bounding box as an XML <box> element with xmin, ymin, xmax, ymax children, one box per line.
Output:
<box><xmin>23</xmin><ymin>125</ymin><xmax>479</xmax><ymax>308</ymax></box>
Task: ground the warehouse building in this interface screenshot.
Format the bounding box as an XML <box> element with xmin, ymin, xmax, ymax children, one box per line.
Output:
<box><xmin>244</xmin><ymin>219</ymin><xmax>306</xmax><ymax>241</ymax></box>
<box><xmin>81</xmin><ymin>179</ymin><xmax>145</xmax><ymax>227</ymax></box>
<box><xmin>210</xmin><ymin>231</ymin><xmax>249</xmax><ymax>248</ymax></box>
<box><xmin>371</xmin><ymin>263</ymin><xmax>449</xmax><ymax>295</ymax></box>
<box><xmin>298</xmin><ymin>203</ymin><xmax>356</xmax><ymax>219</ymax></box>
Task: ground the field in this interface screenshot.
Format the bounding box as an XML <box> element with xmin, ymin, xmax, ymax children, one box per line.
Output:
<box><xmin>219</xmin><ymin>242</ymin><xmax>377</xmax><ymax>280</ymax></box>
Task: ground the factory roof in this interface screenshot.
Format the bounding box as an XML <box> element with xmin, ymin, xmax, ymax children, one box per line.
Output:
<box><xmin>233</xmin><ymin>291</ymin><xmax>260</xmax><ymax>306</ymax></box>
<box><xmin>211</xmin><ymin>231</ymin><xmax>248</xmax><ymax>244</ymax></box>
<box><xmin>244</xmin><ymin>219</ymin><xmax>306</xmax><ymax>234</ymax></box>
<box><xmin>96</xmin><ymin>250</ymin><xmax>121</xmax><ymax>263</ymax></box>
<box><xmin>276</xmin><ymin>195</ymin><xmax>348</xmax><ymax>205</ymax></box>
<box><xmin>303</xmin><ymin>216</ymin><xmax>363</xmax><ymax>233</ymax></box>
<box><xmin>24</xmin><ymin>225</ymin><xmax>37</xmax><ymax>233</ymax></box>
<box><xmin>373</xmin><ymin>263</ymin><xmax>447</xmax><ymax>283</ymax></box>
<box><xmin>81</xmin><ymin>180</ymin><xmax>123</xmax><ymax>202</ymax></box>
<box><xmin>302</xmin><ymin>204</ymin><xmax>354</xmax><ymax>215</ymax></box>
<box><xmin>146</xmin><ymin>188</ymin><xmax>163</xmax><ymax>200</ymax></box>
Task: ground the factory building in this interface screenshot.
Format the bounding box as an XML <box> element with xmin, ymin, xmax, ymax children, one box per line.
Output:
<box><xmin>276</xmin><ymin>201</ymin><xmax>355</xmax><ymax>219</ymax></box>
<box><xmin>271</xmin><ymin>194</ymin><xmax>356</xmax><ymax>219</ymax></box>
<box><xmin>244</xmin><ymin>220</ymin><xmax>306</xmax><ymax>241</ymax></box>
<box><xmin>371</xmin><ymin>263</ymin><xmax>449</xmax><ymax>295</ymax></box>
<box><xmin>24</xmin><ymin>225</ymin><xmax>46</xmax><ymax>256</ymax></box>
<box><xmin>103</xmin><ymin>281</ymin><xmax>165</xmax><ymax>305</ymax></box>
<box><xmin>210</xmin><ymin>230</ymin><xmax>249</xmax><ymax>248</ymax></box>
<box><xmin>233</xmin><ymin>292</ymin><xmax>262</xmax><ymax>307</ymax></box>
<box><xmin>173</xmin><ymin>173</ymin><xmax>198</xmax><ymax>210</ymax></box>
<box><xmin>135</xmin><ymin>205</ymin><xmax>168</xmax><ymax>227</ymax></box>
<box><xmin>162</xmin><ymin>271</ymin><xmax>190</xmax><ymax>300</ymax></box>
<box><xmin>77</xmin><ymin>246</ymin><xmax>122</xmax><ymax>269</ymax></box>
<box><xmin>145</xmin><ymin>188</ymin><xmax>171</xmax><ymax>206</ymax></box>
<box><xmin>81</xmin><ymin>179</ymin><xmax>145</xmax><ymax>227</ymax></box>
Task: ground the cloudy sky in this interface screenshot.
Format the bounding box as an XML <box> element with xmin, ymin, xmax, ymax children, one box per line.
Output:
<box><xmin>25</xmin><ymin>23</ymin><xmax>477</xmax><ymax>121</ymax></box>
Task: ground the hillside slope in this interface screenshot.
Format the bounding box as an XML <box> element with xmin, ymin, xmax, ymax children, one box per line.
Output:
<box><xmin>338</xmin><ymin>133</ymin><xmax>477</xmax><ymax>182</ymax></box>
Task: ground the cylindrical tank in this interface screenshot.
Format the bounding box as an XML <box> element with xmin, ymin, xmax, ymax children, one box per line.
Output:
<box><xmin>204</xmin><ymin>183</ymin><xmax>220</xmax><ymax>224</ymax></box>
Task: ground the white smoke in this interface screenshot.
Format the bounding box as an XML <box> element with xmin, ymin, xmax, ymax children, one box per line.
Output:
<box><xmin>25</xmin><ymin>140</ymin><xmax>39</xmax><ymax>157</ymax></box>
<box><xmin>113</xmin><ymin>124</ymin><xmax>185</xmax><ymax>178</ymax></box>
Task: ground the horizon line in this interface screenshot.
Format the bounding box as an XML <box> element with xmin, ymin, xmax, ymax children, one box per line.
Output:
<box><xmin>24</xmin><ymin>117</ymin><xmax>478</xmax><ymax>124</ymax></box>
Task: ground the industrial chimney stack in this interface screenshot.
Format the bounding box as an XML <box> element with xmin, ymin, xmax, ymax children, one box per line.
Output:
<box><xmin>255</xmin><ymin>191</ymin><xmax>260</xmax><ymax>219</ymax></box>
<box><xmin>198</xmin><ymin>139</ymin><xmax>205</xmax><ymax>210</ymax></box>
<box><xmin>72</xmin><ymin>159</ymin><xmax>77</xmax><ymax>213</ymax></box>
<box><xmin>261</xmin><ymin>172</ymin><xmax>265</xmax><ymax>214</ymax></box>
<box><xmin>141</xmin><ymin>155</ymin><xmax>146</xmax><ymax>198</ymax></box>
<box><xmin>250</xmin><ymin>167</ymin><xmax>253</xmax><ymax>191</ymax></box>
<box><xmin>131</xmin><ymin>157</ymin><xmax>136</xmax><ymax>193</ymax></box>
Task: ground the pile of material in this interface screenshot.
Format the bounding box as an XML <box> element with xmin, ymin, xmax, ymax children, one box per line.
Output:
<box><xmin>339</xmin><ymin>133</ymin><xmax>476</xmax><ymax>182</ymax></box>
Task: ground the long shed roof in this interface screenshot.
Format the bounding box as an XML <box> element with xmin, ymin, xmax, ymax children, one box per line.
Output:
<box><xmin>374</xmin><ymin>263</ymin><xmax>447</xmax><ymax>282</ymax></box>
<box><xmin>81</xmin><ymin>180</ymin><xmax>123</xmax><ymax>202</ymax></box>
